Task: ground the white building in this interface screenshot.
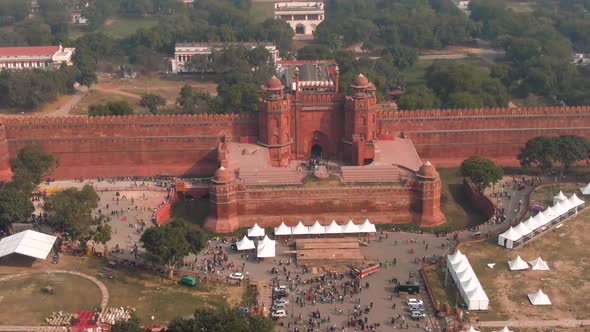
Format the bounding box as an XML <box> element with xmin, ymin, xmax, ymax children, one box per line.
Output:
<box><xmin>171</xmin><ymin>42</ymin><xmax>280</xmax><ymax>74</ymax></box>
<box><xmin>274</xmin><ymin>1</ymin><xmax>324</xmax><ymax>39</ymax></box>
<box><xmin>452</xmin><ymin>0</ymin><xmax>470</xmax><ymax>9</ymax></box>
<box><xmin>0</xmin><ymin>45</ymin><xmax>75</xmax><ymax>71</ymax></box>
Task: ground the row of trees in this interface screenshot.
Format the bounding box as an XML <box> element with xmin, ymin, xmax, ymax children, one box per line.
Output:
<box><xmin>518</xmin><ymin>135</ymin><xmax>590</xmax><ymax>171</ymax></box>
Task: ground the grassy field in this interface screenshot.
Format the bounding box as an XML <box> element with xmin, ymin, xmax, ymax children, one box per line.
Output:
<box><xmin>250</xmin><ymin>2</ymin><xmax>275</xmax><ymax>23</ymax></box>
<box><xmin>400</xmin><ymin>58</ymin><xmax>490</xmax><ymax>89</ymax></box>
<box><xmin>529</xmin><ymin>183</ymin><xmax>580</xmax><ymax>208</ymax></box>
<box><xmin>438</xmin><ymin>168</ymin><xmax>488</xmax><ymax>229</ymax></box>
<box><xmin>0</xmin><ymin>273</ymin><xmax>101</xmax><ymax>325</ymax></box>
<box><xmin>100</xmin><ymin>17</ymin><xmax>160</xmax><ymax>39</ymax></box>
<box><xmin>424</xmin><ymin>266</ymin><xmax>459</xmax><ymax>308</ymax></box>
<box><xmin>71</xmin><ymin>90</ymin><xmax>145</xmax><ymax>115</ymax></box>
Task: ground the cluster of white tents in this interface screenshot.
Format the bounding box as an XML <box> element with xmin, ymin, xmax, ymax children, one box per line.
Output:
<box><xmin>274</xmin><ymin>219</ymin><xmax>377</xmax><ymax>236</ymax></box>
<box><xmin>498</xmin><ymin>192</ymin><xmax>584</xmax><ymax>249</ymax></box>
<box><xmin>447</xmin><ymin>250</ymin><xmax>489</xmax><ymax>310</ymax></box>
<box><xmin>507</xmin><ymin>255</ymin><xmax>550</xmax><ymax>271</ymax></box>
<box><xmin>235</xmin><ymin>235</ymin><xmax>276</xmax><ymax>258</ymax></box>
<box><xmin>462</xmin><ymin>327</ymin><xmax>513</xmax><ymax>332</ymax></box>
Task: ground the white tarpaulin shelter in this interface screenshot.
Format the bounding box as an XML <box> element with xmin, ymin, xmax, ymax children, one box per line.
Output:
<box><xmin>256</xmin><ymin>235</ymin><xmax>276</xmax><ymax>258</ymax></box>
<box><xmin>569</xmin><ymin>193</ymin><xmax>585</xmax><ymax>207</ymax></box>
<box><xmin>553</xmin><ymin>191</ymin><xmax>567</xmax><ymax>205</ymax></box>
<box><xmin>447</xmin><ymin>250</ymin><xmax>489</xmax><ymax>310</ymax></box>
<box><xmin>247</xmin><ymin>223</ymin><xmax>265</xmax><ymax>237</ymax></box>
<box><xmin>513</xmin><ymin>222</ymin><xmax>532</xmax><ymax>238</ymax></box>
<box><xmin>0</xmin><ymin>230</ymin><xmax>57</xmax><ymax>260</ymax></box>
<box><xmin>581</xmin><ymin>182</ymin><xmax>590</xmax><ymax>195</ymax></box>
<box><xmin>498</xmin><ymin>227</ymin><xmax>522</xmax><ymax>249</ymax></box>
<box><xmin>461</xmin><ymin>327</ymin><xmax>480</xmax><ymax>332</ymax></box>
<box><xmin>308</xmin><ymin>221</ymin><xmax>326</xmax><ymax>235</ymax></box>
<box><xmin>341</xmin><ymin>220</ymin><xmax>360</xmax><ymax>234</ymax></box>
<box><xmin>236</xmin><ymin>235</ymin><xmax>255</xmax><ymax>251</ymax></box>
<box><xmin>508</xmin><ymin>255</ymin><xmax>529</xmax><ymax>271</ymax></box>
<box><xmin>274</xmin><ymin>222</ymin><xmax>292</xmax><ymax>236</ymax></box>
<box><xmin>528</xmin><ymin>257</ymin><xmax>550</xmax><ymax>270</ymax></box>
<box><xmin>542</xmin><ymin>206</ymin><xmax>558</xmax><ymax>222</ymax></box>
<box><xmin>528</xmin><ymin>289</ymin><xmax>552</xmax><ymax>305</ymax></box>
<box><xmin>325</xmin><ymin>220</ymin><xmax>342</xmax><ymax>234</ymax></box>
<box><xmin>358</xmin><ymin>219</ymin><xmax>376</xmax><ymax>233</ymax></box>
<box><xmin>493</xmin><ymin>327</ymin><xmax>513</xmax><ymax>332</ymax></box>
<box><xmin>291</xmin><ymin>221</ymin><xmax>308</xmax><ymax>235</ymax></box>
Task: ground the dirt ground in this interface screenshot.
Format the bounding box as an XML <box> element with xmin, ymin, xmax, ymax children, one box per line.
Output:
<box><xmin>459</xmin><ymin>208</ymin><xmax>590</xmax><ymax>322</ymax></box>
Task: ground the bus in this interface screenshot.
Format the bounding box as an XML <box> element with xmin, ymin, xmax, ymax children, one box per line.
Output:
<box><xmin>350</xmin><ymin>262</ymin><xmax>380</xmax><ymax>279</ymax></box>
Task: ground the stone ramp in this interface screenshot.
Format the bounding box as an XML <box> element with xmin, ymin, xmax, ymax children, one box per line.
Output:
<box><xmin>237</xmin><ymin>167</ymin><xmax>304</xmax><ymax>185</ymax></box>
<box><xmin>340</xmin><ymin>165</ymin><xmax>401</xmax><ymax>183</ymax></box>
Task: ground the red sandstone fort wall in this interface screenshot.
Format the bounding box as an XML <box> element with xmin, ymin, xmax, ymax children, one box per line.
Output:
<box><xmin>377</xmin><ymin>106</ymin><xmax>590</xmax><ymax>166</ymax></box>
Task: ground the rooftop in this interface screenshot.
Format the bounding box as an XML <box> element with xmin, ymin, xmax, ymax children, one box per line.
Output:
<box><xmin>0</xmin><ymin>45</ymin><xmax>60</xmax><ymax>57</ymax></box>
<box><xmin>175</xmin><ymin>42</ymin><xmax>275</xmax><ymax>49</ymax></box>
<box><xmin>278</xmin><ymin>60</ymin><xmax>336</xmax><ymax>91</ymax></box>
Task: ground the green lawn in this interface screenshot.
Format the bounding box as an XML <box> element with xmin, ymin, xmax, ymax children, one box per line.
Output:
<box><xmin>250</xmin><ymin>2</ymin><xmax>274</xmax><ymax>23</ymax></box>
<box><xmin>400</xmin><ymin>58</ymin><xmax>490</xmax><ymax>89</ymax></box>
<box><xmin>424</xmin><ymin>266</ymin><xmax>459</xmax><ymax>308</ymax></box>
<box><xmin>529</xmin><ymin>183</ymin><xmax>580</xmax><ymax>208</ymax></box>
<box><xmin>99</xmin><ymin>17</ymin><xmax>160</xmax><ymax>39</ymax></box>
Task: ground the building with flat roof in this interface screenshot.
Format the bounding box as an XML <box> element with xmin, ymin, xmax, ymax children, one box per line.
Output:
<box><xmin>274</xmin><ymin>1</ymin><xmax>324</xmax><ymax>39</ymax></box>
<box><xmin>0</xmin><ymin>45</ymin><xmax>75</xmax><ymax>71</ymax></box>
<box><xmin>171</xmin><ymin>42</ymin><xmax>280</xmax><ymax>74</ymax></box>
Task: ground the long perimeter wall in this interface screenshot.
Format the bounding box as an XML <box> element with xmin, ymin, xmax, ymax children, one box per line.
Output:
<box><xmin>377</xmin><ymin>106</ymin><xmax>590</xmax><ymax>166</ymax></box>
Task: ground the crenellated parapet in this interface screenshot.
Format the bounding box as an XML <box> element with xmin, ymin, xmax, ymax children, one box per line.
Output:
<box><xmin>376</xmin><ymin>106</ymin><xmax>590</xmax><ymax>119</ymax></box>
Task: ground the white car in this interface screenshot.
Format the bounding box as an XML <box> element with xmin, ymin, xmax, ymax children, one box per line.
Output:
<box><xmin>274</xmin><ymin>285</ymin><xmax>289</xmax><ymax>293</ymax></box>
<box><xmin>273</xmin><ymin>299</ymin><xmax>289</xmax><ymax>306</ymax></box>
<box><xmin>271</xmin><ymin>309</ymin><xmax>287</xmax><ymax>318</ymax></box>
<box><xmin>271</xmin><ymin>303</ymin><xmax>287</xmax><ymax>311</ymax></box>
<box><xmin>407</xmin><ymin>298</ymin><xmax>424</xmax><ymax>306</ymax></box>
<box><xmin>228</xmin><ymin>273</ymin><xmax>244</xmax><ymax>281</ymax></box>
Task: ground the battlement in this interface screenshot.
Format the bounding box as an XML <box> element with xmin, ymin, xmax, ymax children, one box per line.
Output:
<box><xmin>377</xmin><ymin>106</ymin><xmax>590</xmax><ymax>119</ymax></box>
<box><xmin>277</xmin><ymin>59</ymin><xmax>336</xmax><ymax>65</ymax></box>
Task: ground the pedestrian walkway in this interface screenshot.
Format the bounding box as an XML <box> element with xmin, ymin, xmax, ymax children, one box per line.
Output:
<box><xmin>479</xmin><ymin>319</ymin><xmax>588</xmax><ymax>328</ymax></box>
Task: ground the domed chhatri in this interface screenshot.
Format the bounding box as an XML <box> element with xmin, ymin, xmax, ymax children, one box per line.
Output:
<box><xmin>351</xmin><ymin>73</ymin><xmax>370</xmax><ymax>88</ymax></box>
<box><xmin>418</xmin><ymin>161</ymin><xmax>438</xmax><ymax>178</ymax></box>
<box><xmin>213</xmin><ymin>165</ymin><xmax>234</xmax><ymax>183</ymax></box>
<box><xmin>266</xmin><ymin>76</ymin><xmax>284</xmax><ymax>90</ymax></box>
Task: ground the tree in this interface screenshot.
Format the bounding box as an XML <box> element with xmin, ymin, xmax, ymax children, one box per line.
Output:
<box><xmin>10</xmin><ymin>145</ymin><xmax>58</xmax><ymax>194</ymax></box>
<box><xmin>89</xmin><ymin>101</ymin><xmax>134</xmax><ymax>116</ymax></box>
<box><xmin>93</xmin><ymin>223</ymin><xmax>112</xmax><ymax>252</ymax></box>
<box><xmin>517</xmin><ymin>136</ymin><xmax>556</xmax><ymax>170</ymax></box>
<box><xmin>73</xmin><ymin>47</ymin><xmax>97</xmax><ymax>87</ymax></box>
<box><xmin>397</xmin><ymin>86</ymin><xmax>440</xmax><ymax>110</ymax></box>
<box><xmin>0</xmin><ymin>188</ymin><xmax>34</xmax><ymax>232</ymax></box>
<box><xmin>553</xmin><ymin>135</ymin><xmax>590</xmax><ymax>170</ymax></box>
<box><xmin>140</xmin><ymin>219</ymin><xmax>204</xmax><ymax>275</ymax></box>
<box><xmin>139</xmin><ymin>94</ymin><xmax>166</xmax><ymax>114</ymax></box>
<box><xmin>460</xmin><ymin>155</ymin><xmax>504</xmax><ymax>192</ymax></box>
<box><xmin>166</xmin><ymin>307</ymin><xmax>274</xmax><ymax>332</ymax></box>
<box><xmin>44</xmin><ymin>185</ymin><xmax>101</xmax><ymax>244</ymax></box>
<box><xmin>110</xmin><ymin>316</ymin><xmax>146</xmax><ymax>332</ymax></box>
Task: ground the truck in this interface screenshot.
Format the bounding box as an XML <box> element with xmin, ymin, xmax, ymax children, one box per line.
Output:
<box><xmin>350</xmin><ymin>262</ymin><xmax>380</xmax><ymax>279</ymax></box>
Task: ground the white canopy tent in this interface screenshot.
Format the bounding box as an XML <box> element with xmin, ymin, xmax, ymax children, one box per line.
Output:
<box><xmin>542</xmin><ymin>206</ymin><xmax>559</xmax><ymax>222</ymax></box>
<box><xmin>581</xmin><ymin>182</ymin><xmax>590</xmax><ymax>195</ymax></box>
<box><xmin>461</xmin><ymin>327</ymin><xmax>480</xmax><ymax>332</ymax></box>
<box><xmin>493</xmin><ymin>327</ymin><xmax>513</xmax><ymax>332</ymax></box>
<box><xmin>291</xmin><ymin>221</ymin><xmax>308</xmax><ymax>235</ymax></box>
<box><xmin>0</xmin><ymin>230</ymin><xmax>57</xmax><ymax>260</ymax></box>
<box><xmin>528</xmin><ymin>257</ymin><xmax>550</xmax><ymax>270</ymax></box>
<box><xmin>513</xmin><ymin>222</ymin><xmax>532</xmax><ymax>238</ymax></box>
<box><xmin>528</xmin><ymin>289</ymin><xmax>552</xmax><ymax>305</ymax></box>
<box><xmin>236</xmin><ymin>235</ymin><xmax>255</xmax><ymax>251</ymax></box>
<box><xmin>532</xmin><ymin>211</ymin><xmax>549</xmax><ymax>228</ymax></box>
<box><xmin>498</xmin><ymin>227</ymin><xmax>522</xmax><ymax>249</ymax></box>
<box><xmin>508</xmin><ymin>255</ymin><xmax>529</xmax><ymax>271</ymax></box>
<box><xmin>325</xmin><ymin>220</ymin><xmax>342</xmax><ymax>234</ymax></box>
<box><xmin>256</xmin><ymin>235</ymin><xmax>276</xmax><ymax>258</ymax></box>
<box><xmin>448</xmin><ymin>250</ymin><xmax>465</xmax><ymax>265</ymax></box>
<box><xmin>308</xmin><ymin>221</ymin><xmax>326</xmax><ymax>235</ymax></box>
<box><xmin>569</xmin><ymin>193</ymin><xmax>585</xmax><ymax>208</ymax></box>
<box><xmin>247</xmin><ymin>223</ymin><xmax>265</xmax><ymax>237</ymax></box>
<box><xmin>447</xmin><ymin>250</ymin><xmax>489</xmax><ymax>310</ymax></box>
<box><xmin>274</xmin><ymin>222</ymin><xmax>292</xmax><ymax>236</ymax></box>
<box><xmin>341</xmin><ymin>220</ymin><xmax>360</xmax><ymax>234</ymax></box>
<box><xmin>466</xmin><ymin>286</ymin><xmax>489</xmax><ymax>310</ymax></box>
<box><xmin>358</xmin><ymin>219</ymin><xmax>376</xmax><ymax>233</ymax></box>
<box><xmin>553</xmin><ymin>191</ymin><xmax>567</xmax><ymax>205</ymax></box>
<box><xmin>523</xmin><ymin>216</ymin><xmax>541</xmax><ymax>234</ymax></box>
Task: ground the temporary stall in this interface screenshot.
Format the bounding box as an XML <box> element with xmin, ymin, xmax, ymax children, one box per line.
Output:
<box><xmin>493</xmin><ymin>327</ymin><xmax>513</xmax><ymax>332</ymax></box>
<box><xmin>528</xmin><ymin>289</ymin><xmax>552</xmax><ymax>305</ymax></box>
<box><xmin>448</xmin><ymin>250</ymin><xmax>465</xmax><ymax>265</ymax></box>
<box><xmin>581</xmin><ymin>182</ymin><xmax>590</xmax><ymax>195</ymax></box>
<box><xmin>523</xmin><ymin>216</ymin><xmax>542</xmax><ymax>234</ymax></box>
<box><xmin>236</xmin><ymin>236</ymin><xmax>255</xmax><ymax>251</ymax></box>
<box><xmin>498</xmin><ymin>227</ymin><xmax>522</xmax><ymax>249</ymax></box>
<box><xmin>528</xmin><ymin>257</ymin><xmax>550</xmax><ymax>271</ymax></box>
<box><xmin>513</xmin><ymin>222</ymin><xmax>532</xmax><ymax>238</ymax></box>
<box><xmin>325</xmin><ymin>220</ymin><xmax>343</xmax><ymax>234</ymax></box>
<box><xmin>0</xmin><ymin>230</ymin><xmax>57</xmax><ymax>260</ymax></box>
<box><xmin>532</xmin><ymin>211</ymin><xmax>549</xmax><ymax>229</ymax></box>
<box><xmin>460</xmin><ymin>276</ymin><xmax>480</xmax><ymax>294</ymax></box>
<box><xmin>558</xmin><ymin>198</ymin><xmax>574</xmax><ymax>216</ymax></box>
<box><xmin>447</xmin><ymin>251</ymin><xmax>489</xmax><ymax>310</ymax></box>
<box><xmin>274</xmin><ymin>222</ymin><xmax>292</xmax><ymax>236</ymax></box>
<box><xmin>307</xmin><ymin>220</ymin><xmax>326</xmax><ymax>235</ymax></box>
<box><xmin>508</xmin><ymin>255</ymin><xmax>529</xmax><ymax>271</ymax></box>
<box><xmin>461</xmin><ymin>327</ymin><xmax>480</xmax><ymax>332</ymax></box>
<box><xmin>291</xmin><ymin>221</ymin><xmax>308</xmax><ymax>235</ymax></box>
<box><xmin>465</xmin><ymin>286</ymin><xmax>489</xmax><ymax>310</ymax></box>
<box><xmin>358</xmin><ymin>219</ymin><xmax>377</xmax><ymax>233</ymax></box>
<box><xmin>341</xmin><ymin>220</ymin><xmax>360</xmax><ymax>234</ymax></box>
<box><xmin>568</xmin><ymin>193</ymin><xmax>585</xmax><ymax>209</ymax></box>
<box><xmin>247</xmin><ymin>223</ymin><xmax>265</xmax><ymax>238</ymax></box>
<box><xmin>256</xmin><ymin>235</ymin><xmax>276</xmax><ymax>258</ymax></box>
<box><xmin>542</xmin><ymin>206</ymin><xmax>558</xmax><ymax>222</ymax></box>
<box><xmin>553</xmin><ymin>191</ymin><xmax>567</xmax><ymax>205</ymax></box>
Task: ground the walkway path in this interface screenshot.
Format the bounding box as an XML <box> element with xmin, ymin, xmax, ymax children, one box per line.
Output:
<box><xmin>479</xmin><ymin>319</ymin><xmax>588</xmax><ymax>328</ymax></box>
<box><xmin>0</xmin><ymin>270</ymin><xmax>109</xmax><ymax>314</ymax></box>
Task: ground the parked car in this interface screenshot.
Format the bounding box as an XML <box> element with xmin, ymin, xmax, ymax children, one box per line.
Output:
<box><xmin>411</xmin><ymin>311</ymin><xmax>426</xmax><ymax>320</ymax></box>
<box><xmin>271</xmin><ymin>310</ymin><xmax>287</xmax><ymax>318</ymax></box>
<box><xmin>407</xmin><ymin>298</ymin><xmax>424</xmax><ymax>306</ymax></box>
<box><xmin>273</xmin><ymin>299</ymin><xmax>289</xmax><ymax>306</ymax></box>
<box><xmin>180</xmin><ymin>276</ymin><xmax>197</xmax><ymax>287</ymax></box>
<box><xmin>271</xmin><ymin>303</ymin><xmax>287</xmax><ymax>311</ymax></box>
<box><xmin>228</xmin><ymin>272</ymin><xmax>244</xmax><ymax>281</ymax></box>
<box><xmin>409</xmin><ymin>304</ymin><xmax>425</xmax><ymax>312</ymax></box>
<box><xmin>274</xmin><ymin>285</ymin><xmax>288</xmax><ymax>293</ymax></box>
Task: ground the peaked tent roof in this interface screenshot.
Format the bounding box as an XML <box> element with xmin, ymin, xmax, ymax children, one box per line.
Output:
<box><xmin>581</xmin><ymin>182</ymin><xmax>590</xmax><ymax>195</ymax></box>
<box><xmin>508</xmin><ymin>255</ymin><xmax>529</xmax><ymax>271</ymax></box>
<box><xmin>448</xmin><ymin>250</ymin><xmax>465</xmax><ymax>265</ymax></box>
<box><xmin>569</xmin><ymin>193</ymin><xmax>585</xmax><ymax>207</ymax></box>
<box><xmin>341</xmin><ymin>220</ymin><xmax>360</xmax><ymax>233</ymax></box>
<box><xmin>247</xmin><ymin>223</ymin><xmax>265</xmax><ymax>237</ymax></box>
<box><xmin>528</xmin><ymin>289</ymin><xmax>551</xmax><ymax>305</ymax></box>
<box><xmin>461</xmin><ymin>276</ymin><xmax>480</xmax><ymax>293</ymax></box>
<box><xmin>308</xmin><ymin>220</ymin><xmax>326</xmax><ymax>235</ymax></box>
<box><xmin>257</xmin><ymin>235</ymin><xmax>276</xmax><ymax>258</ymax></box>
<box><xmin>456</xmin><ymin>265</ymin><xmax>476</xmax><ymax>282</ymax></box>
<box><xmin>466</xmin><ymin>286</ymin><xmax>489</xmax><ymax>301</ymax></box>
<box><xmin>513</xmin><ymin>222</ymin><xmax>532</xmax><ymax>237</ymax></box>
<box><xmin>291</xmin><ymin>221</ymin><xmax>308</xmax><ymax>235</ymax></box>
<box><xmin>499</xmin><ymin>226</ymin><xmax>522</xmax><ymax>242</ymax></box>
<box><xmin>493</xmin><ymin>327</ymin><xmax>513</xmax><ymax>332</ymax></box>
<box><xmin>551</xmin><ymin>202</ymin><xmax>566</xmax><ymax>216</ymax></box>
<box><xmin>274</xmin><ymin>222</ymin><xmax>292</xmax><ymax>236</ymax></box>
<box><xmin>358</xmin><ymin>219</ymin><xmax>376</xmax><ymax>233</ymax></box>
<box><xmin>532</xmin><ymin>210</ymin><xmax>549</xmax><ymax>226</ymax></box>
<box><xmin>462</xmin><ymin>327</ymin><xmax>480</xmax><ymax>332</ymax></box>
<box><xmin>528</xmin><ymin>257</ymin><xmax>550</xmax><ymax>270</ymax></box>
<box><xmin>554</xmin><ymin>191</ymin><xmax>567</xmax><ymax>201</ymax></box>
<box><xmin>325</xmin><ymin>220</ymin><xmax>342</xmax><ymax>234</ymax></box>
<box><xmin>236</xmin><ymin>235</ymin><xmax>255</xmax><ymax>251</ymax></box>
<box><xmin>0</xmin><ymin>230</ymin><xmax>57</xmax><ymax>260</ymax></box>
<box><xmin>542</xmin><ymin>206</ymin><xmax>558</xmax><ymax>221</ymax></box>
<box><xmin>558</xmin><ymin>198</ymin><xmax>574</xmax><ymax>211</ymax></box>
<box><xmin>523</xmin><ymin>216</ymin><xmax>541</xmax><ymax>231</ymax></box>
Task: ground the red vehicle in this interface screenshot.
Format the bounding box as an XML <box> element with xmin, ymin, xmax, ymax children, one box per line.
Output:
<box><xmin>350</xmin><ymin>262</ymin><xmax>381</xmax><ymax>279</ymax></box>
